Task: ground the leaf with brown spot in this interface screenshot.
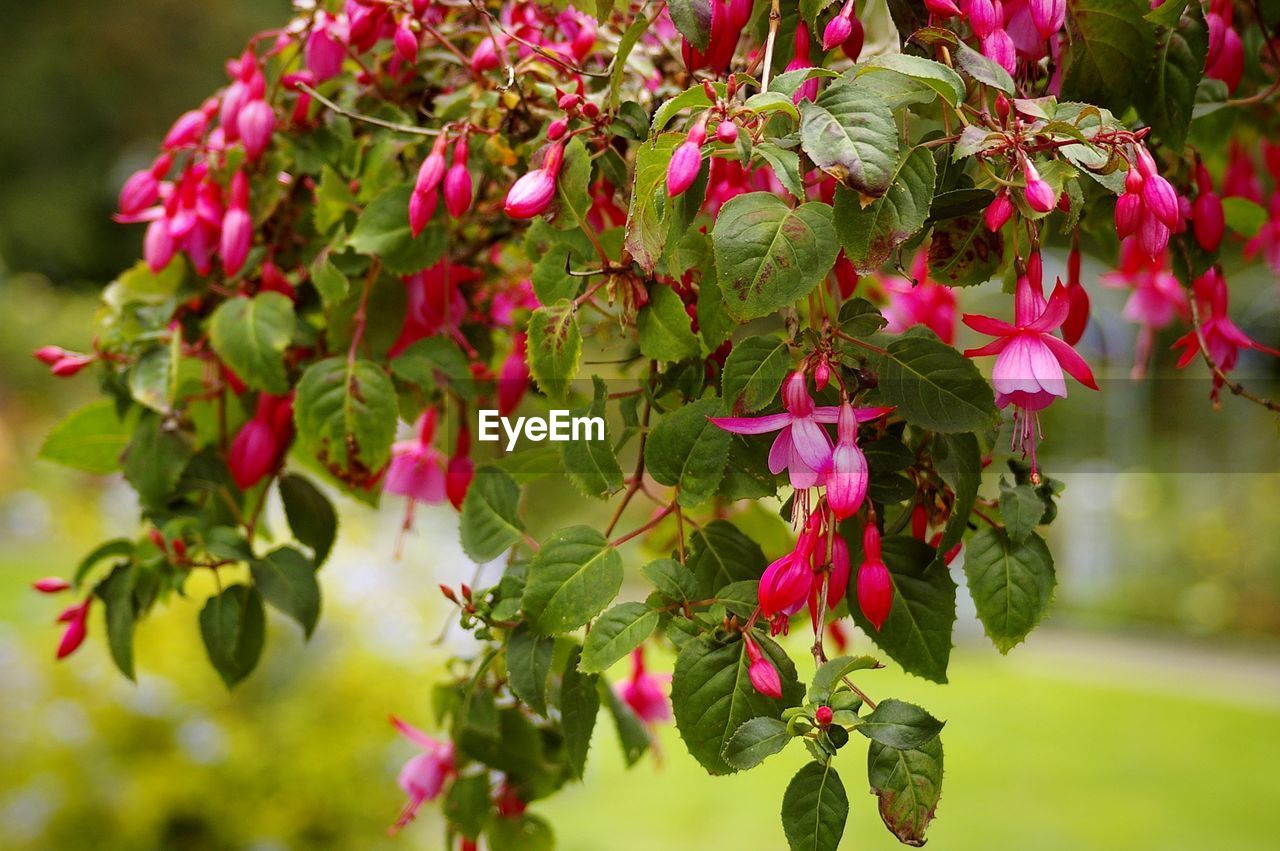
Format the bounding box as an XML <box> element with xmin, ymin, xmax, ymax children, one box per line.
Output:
<box><xmin>834</xmin><ymin>146</ymin><xmax>936</xmax><ymax>274</ymax></box>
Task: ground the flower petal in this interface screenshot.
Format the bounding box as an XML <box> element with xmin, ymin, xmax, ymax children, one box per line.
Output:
<box><xmin>789</xmin><ymin>416</ymin><xmax>833</xmax><ymax>474</ymax></box>
<box><xmin>961</xmin><ymin>313</ymin><xmax>1018</xmax><ymax>337</ymax></box>
<box><xmin>768</xmin><ymin>428</ymin><xmax>792</xmax><ymax>475</ymax></box>
<box><xmin>1025</xmin><ymin>283</ymin><xmax>1070</xmax><ymax>333</ymax></box>
<box><xmin>709</xmin><ymin>412</ymin><xmax>792</xmax><ymax>434</ymax></box>
<box><xmin>1041</xmin><ymin>334</ymin><xmax>1098</xmax><ymax>390</ymax></box>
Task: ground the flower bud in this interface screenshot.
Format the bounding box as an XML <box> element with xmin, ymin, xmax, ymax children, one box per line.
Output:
<box><xmin>51</xmin><ymin>354</ymin><xmax>96</xmax><ymax>377</ymax></box>
<box><xmin>1138</xmin><ymin>214</ymin><xmax>1170</xmax><ymax>259</ymax></box>
<box><xmin>415</xmin><ymin>137</ymin><xmax>448</xmax><ymax>197</ymax></box>
<box><xmin>995</xmin><ymin>92</ymin><xmax>1011</xmax><ymax>121</ymax></box>
<box><xmin>666</xmin><ymin>139</ymin><xmax>703</xmax><ymax>197</ymax></box>
<box><xmin>547</xmin><ymin>118</ymin><xmax>569</xmax><ymax>141</ymax></box>
<box><xmin>220</xmin><ymin>171</ymin><xmax>252</xmax><ymax>276</ymax></box>
<box><xmin>1023</xmin><ymin>168</ymin><xmax>1056</xmax><ymax>213</ymax></box>
<box><xmin>1193</xmin><ymin>191</ymin><xmax>1225</xmax><ymax>252</ymax></box>
<box><xmin>444</xmin><ymin>140</ymin><xmax>473</xmax><ymax>217</ymax></box>
<box><xmin>840</xmin><ymin>14</ymin><xmax>865</xmax><ymax>61</ymax></box>
<box><xmin>981</xmin><ymin>27</ymin><xmax>1015</xmax><ymax>74</ymax></box>
<box><xmin>56</xmin><ymin>600</ymin><xmax>91</xmax><ymax>660</ymax></box>
<box><xmin>985</xmin><ymin>191</ymin><xmax>1013</xmax><ymax>231</ymax></box>
<box><xmin>33</xmin><ymin>346</ymin><xmax>67</xmax><ymax>365</ymax></box>
<box><xmin>144</xmin><ymin>218</ymin><xmax>177</xmax><ymax>273</ymax></box>
<box><xmin>119</xmin><ymin>169</ymin><xmax>161</xmax><ymax>217</ymax></box>
<box><xmin>813</xmin><ymin>358</ymin><xmax>830</xmax><ymax>390</ymax></box>
<box><xmin>758</xmin><ymin>552</ymin><xmax>812</xmax><ymax>618</ymax></box>
<box><xmin>856</xmin><ymin>524</ymin><xmax>892</xmax><ymax>630</ymax></box>
<box><xmin>822</xmin><ymin>3</ymin><xmax>854</xmax><ymax>52</ymax></box>
<box><xmin>1142</xmin><ymin>174</ymin><xmax>1181</xmax><ymax>228</ymax></box>
<box><xmin>1114</xmin><ymin>192</ymin><xmax>1142</xmax><ymax>239</ymax></box>
<box><xmin>716</xmin><ymin>120</ymin><xmax>738</xmax><ymax>144</ymax></box>
<box><xmin>497</xmin><ymin>334</ymin><xmax>530</xmax><ymax>413</ymax></box>
<box><xmin>815</xmin><ymin>705</ymin><xmax>834</xmax><ymax>726</ymax></box>
<box><xmin>237</xmin><ymin>99</ymin><xmax>275</xmax><ymax>161</ymax></box>
<box><xmin>744</xmin><ymin>637</ymin><xmax>784</xmax><ymax>699</ymax></box>
<box><xmin>504</xmin><ymin>144</ymin><xmax>564</xmax><ymax>219</ymax></box>
<box><xmin>395</xmin><ymin>18</ymin><xmax>419</xmax><ymax>63</ymax></box>
<box><xmin>33</xmin><ymin>577</ymin><xmax>71</xmax><ymax>594</ymax></box>
<box><xmin>409</xmin><ymin>188</ymin><xmax>437</xmax><ymax>237</ymax></box>
<box><xmin>969</xmin><ymin>0</ymin><xmax>999</xmax><ymax>38</ymax></box>
<box><xmin>472</xmin><ymin>36</ymin><xmax>501</xmax><ymax>73</ymax></box>
<box><xmin>925</xmin><ymin>0</ymin><xmax>963</xmax><ymax>16</ymax></box>
<box><xmin>446</xmin><ymin>453</ymin><xmax>474</xmax><ymax>511</ymax></box>
<box><xmin>163</xmin><ymin>109</ymin><xmax>208</xmax><ymax>150</ymax></box>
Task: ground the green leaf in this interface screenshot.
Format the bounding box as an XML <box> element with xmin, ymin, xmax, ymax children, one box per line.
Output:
<box><xmin>854</xmin><ymin>55</ymin><xmax>966</xmax><ymax>107</ymax></box>
<box><xmin>963</xmin><ymin>528</ymin><xmax>1056</xmax><ymax>653</ymax></box>
<box><xmin>687</xmin><ymin>520</ymin><xmax>766</xmax><ymax>597</ymax></box>
<box><xmin>1138</xmin><ymin>0</ymin><xmax>1208</xmax><ymax>151</ymax></box>
<box><xmin>199</xmin><ymin>584</ymin><xmax>266</xmax><ymax>688</ymax></box>
<box><xmin>808</xmin><ymin>655</ymin><xmax>879</xmax><ymax>704</ymax></box>
<box><xmin>580</xmin><ymin>602</ymin><xmax>659</xmax><ymax>673</ymax></box>
<box><xmin>643</xmin><ymin>557</ymin><xmax>700</xmax><ymax>603</ymax></box>
<box><xmin>1222</xmin><ymin>197</ymin><xmax>1267</xmax><ymax>237</ymax></box>
<box><xmin>833</xmin><ymin>146</ymin><xmax>936</xmax><ymax>274</ymax></box>
<box><xmin>669</xmin><ymin>0</ymin><xmax>712</xmax><ymax>50</ymax></box>
<box><xmin>637</xmin><ymin>284</ymin><xmax>701</xmax><ymax>361</ymax></box>
<box><xmin>671</xmin><ymin>633</ymin><xmax>802</xmax><ymax>774</ymax></box>
<box><xmin>309</xmin><ymin>252</ymin><xmax>349</xmax><ymax>307</ymax></box>
<box><xmin>780</xmin><ymin>761</ymin><xmax>848</xmax><ymax>851</ymax></box>
<box><xmin>560</xmin><ymin>646</ymin><xmax>600</xmax><ymax>779</ymax></box>
<box><xmin>39</xmin><ymin>400</ymin><xmax>131</xmax><ymax>474</ymax></box>
<box><xmin>346</xmin><ymin>186</ymin><xmax>448</xmax><ymax>274</ymax></box>
<box><xmin>871</xmin><ymin>327</ymin><xmax>998</xmax><ymax>432</ymax></box>
<box><xmin>599</xmin><ymin>678</ymin><xmax>652</xmax><ymax>766</ymax></box>
<box><xmin>849</xmin><ymin>535</ymin><xmax>956</xmax><ymax>683</ymax></box>
<box><xmin>444</xmin><ymin>774</ymin><xmax>491</xmax><ymax>839</ymax></box>
<box><xmin>459</xmin><ymin>466</ymin><xmax>525</xmax><ymax>562</ymax></box>
<box><xmin>868</xmin><ymin>735</ymin><xmax>944</xmax><ymax>845</ymax></box>
<box><xmin>294</xmin><ymin>358</ymin><xmax>398</xmax><ymax>483</ymax></box>
<box><xmin>1062</xmin><ymin>0</ymin><xmax>1157</xmax><ymax>113</ymax></box>
<box><xmin>753</xmin><ymin>142</ymin><xmax>806</xmax><ymax>200</ymax></box>
<box><xmin>522</xmin><ymin>526</ymin><xmax>623</xmax><ymax>634</ymax></box>
<box><xmin>953</xmin><ymin>41</ymin><xmax>1016</xmax><ymax>93</ymax></box>
<box><xmin>95</xmin><ymin>564</ymin><xmax>136</xmax><ymax>680</ymax></box>
<box><xmin>249</xmin><ymin>546</ymin><xmax>321</xmax><ymax>637</ymax></box>
<box><xmin>799</xmin><ymin>82</ymin><xmax>899</xmax><ymax>195</ymax></box>
<box><xmin>927</xmin><ymin>214</ymin><xmax>1003</xmax><ymax>287</ymax></box>
<box><xmin>1000</xmin><ymin>480</ymin><xmax>1045</xmax><ymax>542</ymax></box>
<box><xmin>531</xmin><ymin>243</ymin><xmax>583</xmax><ymax>304</ymax></box>
<box><xmin>716</xmin><ymin>579</ymin><xmax>762</xmax><ymax>618</ymax></box>
<box><xmin>713</xmin><ymin>193</ymin><xmax>839</xmax><ymax>321</ymax></box>
<box><xmin>507</xmin><ymin>624</ymin><xmax>555</xmax><ymax>715</ymax></box>
<box><xmin>278</xmin><ymin>474</ymin><xmax>337</xmax><ymax>567</ymax></box>
<box><xmin>858</xmin><ymin>699</ymin><xmax>944</xmax><ymax>749</ymax></box>
<box><xmin>560</xmin><ymin>377</ymin><xmax>624</xmax><ymax>499</ymax></box>
<box><xmin>933</xmin><ymin>432</ymin><xmax>981</xmax><ymax>553</ymax></box>
<box><xmin>527</xmin><ymin>300</ymin><xmax>582</xmax><ymax>401</ymax></box>
<box><xmin>624</xmin><ymin>135</ymin><xmax>679</xmax><ymax>272</ymax></box>
<box><xmin>838</xmin><ymin>297</ymin><xmax>889</xmax><ymax>338</ymax></box>
<box><xmin>644</xmin><ymin>397</ymin><xmax>732</xmax><ymax>508</ymax></box>
<box><xmin>208</xmin><ymin>292</ymin><xmax>295</xmax><ymax>394</ymax></box>
<box><xmin>129</xmin><ymin>346</ymin><xmax>174</xmax><ymax>413</ymax></box>
<box><xmin>722</xmin><ymin>336</ymin><xmax>791</xmax><ymax>413</ymax></box>
<box><xmin>1145</xmin><ymin>0</ymin><xmax>1188</xmax><ymax>26</ymax></box>
<box><xmin>123</xmin><ymin>413</ymin><xmax>193</xmax><ymax>509</ymax></box>
<box><xmin>487</xmin><ymin>813</ymin><xmax>555</xmax><ymax>851</ymax></box>
<box><xmin>723</xmin><ymin>717</ymin><xmax>793</xmax><ymax>770</ymax></box>
<box><xmin>551</xmin><ymin>136</ymin><xmax>593</xmax><ymax>230</ymax></box>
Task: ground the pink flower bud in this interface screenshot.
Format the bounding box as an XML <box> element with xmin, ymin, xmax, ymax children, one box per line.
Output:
<box><xmin>305</xmin><ymin>26</ymin><xmax>345</xmax><ymax>82</ymax></box>
<box><xmin>221</xmin><ymin>206</ymin><xmax>252</xmax><ymax>277</ymax></box>
<box><xmin>1142</xmin><ymin>174</ymin><xmax>1181</xmax><ymax>228</ymax></box>
<box><xmin>1028</xmin><ymin>0</ymin><xmax>1065</xmax><ymax>37</ymax></box>
<box><xmin>826</xmin><ymin>443</ymin><xmax>869</xmax><ymax>521</ymax></box>
<box><xmin>504</xmin><ymin>144</ymin><xmax>564</xmax><ymax>219</ymax></box>
<box><xmin>51</xmin><ymin>354</ymin><xmax>95</xmax><ymax>377</ymax></box>
<box><xmin>744</xmin><ymin>637</ymin><xmax>783</xmax><ymax>699</ymax></box>
<box><xmin>56</xmin><ymin>600</ymin><xmax>91</xmax><ymax>660</ymax></box>
<box><xmin>969</xmin><ymin>0</ymin><xmax>999</xmax><ymax>38</ymax></box>
<box><xmin>34</xmin><ymin>346</ymin><xmax>68</xmax><ymax>365</ymax></box>
<box><xmin>1193</xmin><ymin>191</ymin><xmax>1225</xmax><ymax>252</ymax></box>
<box><xmin>33</xmin><ymin>577</ymin><xmax>71</xmax><ymax>594</ymax></box>
<box><xmin>237</xmin><ymin>99</ymin><xmax>275</xmax><ymax>161</ymax></box>
<box><xmin>119</xmin><ymin>169</ymin><xmax>161</xmax><ymax>217</ymax></box>
<box><xmin>985</xmin><ymin>191</ymin><xmax>1013</xmax><ymax>231</ymax></box>
<box><xmin>163</xmin><ymin>109</ymin><xmax>208</xmax><ymax>150</ymax></box>
<box><xmin>666</xmin><ymin>140</ymin><xmax>703</xmax><ymax>197</ymax></box>
<box><xmin>813</xmin><ymin>358</ymin><xmax>830</xmax><ymax>390</ymax></box>
<box><xmin>995</xmin><ymin>92</ymin><xmax>1011</xmax><ymax>121</ymax></box>
<box><xmin>472</xmin><ymin>36</ymin><xmax>501</xmax><ymax>73</ymax></box>
<box><xmin>409</xmin><ymin>188</ymin><xmax>437</xmax><ymax>237</ymax></box>
<box><xmin>395</xmin><ymin>18</ymin><xmax>419</xmax><ymax>63</ymax></box>
<box><xmin>415</xmin><ymin>138</ymin><xmax>448</xmax><ymax>197</ymax></box>
<box><xmin>229</xmin><ymin>393</ymin><xmax>292</xmax><ymax>489</ymax></box>
<box><xmin>547</xmin><ymin>118</ymin><xmax>569</xmax><ymax>141</ymax></box>
<box><xmin>1138</xmin><ymin>214</ymin><xmax>1170</xmax><ymax>259</ymax></box>
<box><xmin>815</xmin><ymin>705</ymin><xmax>834</xmax><ymax>725</ymax></box>
<box><xmin>716</xmin><ymin>120</ymin><xmax>739</xmax><ymax>144</ymax></box>
<box><xmin>925</xmin><ymin>0</ymin><xmax>963</xmax><ymax>16</ymax></box>
<box><xmin>822</xmin><ymin>7</ymin><xmax>854</xmax><ymax>52</ymax></box>
<box><xmin>981</xmin><ymin>27</ymin><xmax>1016</xmax><ymax>74</ymax></box>
<box><xmin>144</xmin><ymin>218</ymin><xmax>177</xmax><ymax>273</ymax></box>
<box><xmin>1023</xmin><ymin>164</ymin><xmax>1056</xmax><ymax>213</ymax></box>
<box><xmin>759</xmin><ymin>551</ymin><xmax>812</xmax><ymax>618</ymax></box>
<box><xmin>444</xmin><ymin>140</ymin><xmax>473</xmax><ymax>217</ymax></box>
<box><xmin>856</xmin><ymin>524</ymin><xmax>892</xmax><ymax>630</ymax></box>
<box><xmin>1114</xmin><ymin>193</ymin><xmax>1142</xmax><ymax>239</ymax></box>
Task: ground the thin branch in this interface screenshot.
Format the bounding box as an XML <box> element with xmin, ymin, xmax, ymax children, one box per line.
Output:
<box><xmin>760</xmin><ymin>0</ymin><xmax>782</xmax><ymax>92</ymax></box>
<box><xmin>1187</xmin><ymin>293</ymin><xmax>1280</xmax><ymax>413</ymax></box>
<box><xmin>297</xmin><ymin>83</ymin><xmax>441</xmax><ymax>137</ymax></box>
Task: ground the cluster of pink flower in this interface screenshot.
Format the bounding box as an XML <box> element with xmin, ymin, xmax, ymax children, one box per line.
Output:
<box><xmin>927</xmin><ymin>0</ymin><xmax>1064</xmax><ymax>73</ymax></box>
<box><xmin>680</xmin><ymin>0</ymin><xmax>754</xmax><ymax>75</ymax></box>
<box><xmin>409</xmin><ymin>135</ymin><xmax>475</xmax><ymax>234</ymax></box>
<box><xmin>1226</xmin><ymin>141</ymin><xmax>1280</xmax><ymax>274</ymax></box>
<box><xmin>31</xmin><ymin>578</ymin><xmax>89</xmax><ymax>660</ymax></box>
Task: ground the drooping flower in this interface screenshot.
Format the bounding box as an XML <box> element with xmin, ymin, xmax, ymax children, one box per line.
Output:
<box><xmin>787</xmin><ymin>23</ymin><xmax>820</xmax><ymax>103</ymax></box>
<box><xmin>824</xmin><ymin>401</ymin><xmax>870</xmax><ymax>519</ymax></box>
<box><xmin>389</xmin><ymin>716</ymin><xmax>456</xmax><ymax>834</ymax></box>
<box><xmin>1172</xmin><ymin>268</ymin><xmax>1280</xmax><ymax>402</ymax></box>
<box><xmin>807</xmin><ymin>534</ymin><xmax>851</xmax><ymax>633</ymax></box>
<box><xmin>667</xmin><ymin>117</ymin><xmax>707</xmax><ymax>197</ymax></box>
<box><xmin>758</xmin><ymin>518</ymin><xmax>822</xmax><ymax>631</ymax></box>
<box><xmin>963</xmin><ymin>263</ymin><xmax>1097</xmax><ymax>468</ymax></box>
<box><xmin>617</xmin><ymin>647</ymin><xmax>671</xmax><ymax>724</ymax></box>
<box><xmin>822</xmin><ymin>0</ymin><xmax>856</xmax><ymax>50</ymax></box>
<box><xmin>385</xmin><ymin>410</ymin><xmax>447</xmax><ymax>505</ymax></box>
<box><xmin>1102</xmin><ymin>238</ymin><xmax>1187</xmax><ymax>378</ymax></box>
<box><xmin>228</xmin><ymin>392</ymin><xmax>294</xmax><ymax>490</ymax></box>
<box><xmin>744</xmin><ymin>635</ymin><xmax>783</xmax><ymax>699</ymax></box>
<box><xmin>505</xmin><ymin>142</ymin><xmax>565</xmax><ymax>219</ymax></box>
<box><xmin>879</xmin><ymin>252</ymin><xmax>957</xmax><ymax>344</ymax></box>
<box><xmin>55</xmin><ymin>598</ymin><xmax>92</xmax><ymax>660</ymax></box>
<box><xmin>444</xmin><ymin>138</ymin><xmax>473</xmax><ymax>217</ymax></box>
<box><xmin>445</xmin><ymin>425</ymin><xmax>474</xmax><ymax>511</ymax></box>
<box><xmin>237</xmin><ymin>99</ymin><xmax>275</xmax><ymax>161</ymax></box>
<box><xmin>220</xmin><ymin>171</ymin><xmax>252</xmax><ymax>277</ymax></box>
<box><xmin>855</xmin><ymin>524</ymin><xmax>892</xmax><ymax>630</ymax></box>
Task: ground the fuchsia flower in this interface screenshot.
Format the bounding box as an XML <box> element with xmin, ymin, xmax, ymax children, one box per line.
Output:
<box><xmin>617</xmin><ymin>647</ymin><xmax>671</xmax><ymax>724</ymax></box>
<box><xmin>395</xmin><ymin>17</ymin><xmax>419</xmax><ymax>63</ymax></box>
<box><xmin>389</xmin><ymin>716</ymin><xmax>456</xmax><ymax>834</ymax></box>
<box><xmin>879</xmin><ymin>252</ymin><xmax>957</xmax><ymax>344</ymax></box>
<box><xmin>1022</xmin><ymin>160</ymin><xmax>1056</xmax><ymax>213</ymax></box>
<box><xmin>744</xmin><ymin>634</ymin><xmax>783</xmax><ymax>699</ymax></box>
<box><xmin>822</xmin><ymin>0</ymin><xmax>856</xmax><ymax>50</ymax></box>
<box><xmin>385</xmin><ymin>409</ymin><xmax>447</xmax><ymax>505</ymax></box>
<box><xmin>228</xmin><ymin>392</ymin><xmax>294</xmax><ymax>490</ymax></box>
<box><xmin>1102</xmin><ymin>238</ymin><xmax>1186</xmax><ymax>378</ymax></box>
<box><xmin>807</xmin><ymin>535</ymin><xmax>851</xmax><ymax>633</ymax></box>
<box><xmin>963</xmin><ymin>261</ymin><xmax>1097</xmax><ymax>468</ymax></box>
<box><xmin>758</xmin><ymin>515</ymin><xmax>823</xmax><ymax>629</ymax></box>
<box><xmin>444</xmin><ymin>138</ymin><xmax>473</xmax><ymax>217</ymax></box>
<box><xmin>305</xmin><ymin>15</ymin><xmax>346</xmax><ymax>81</ymax></box>
<box><xmin>667</xmin><ymin>118</ymin><xmax>707</xmax><ymax>197</ymax></box>
<box><xmin>710</xmin><ymin>371</ymin><xmax>890</xmax><ymax>490</ymax></box>
<box><xmin>787</xmin><ymin>24</ymin><xmax>820</xmax><ymax>104</ymax></box>
<box><xmin>855</xmin><ymin>524</ymin><xmax>892</xmax><ymax>631</ymax></box>
<box><xmin>237</xmin><ymin>99</ymin><xmax>275</xmax><ymax>161</ymax></box>
<box><xmin>505</xmin><ymin>142</ymin><xmax>565</xmax><ymax>219</ymax></box>
<box><xmin>1173</xmin><ymin>268</ymin><xmax>1280</xmax><ymax>402</ymax></box>
<box><xmin>220</xmin><ymin>171</ymin><xmax>252</xmax><ymax>277</ymax></box>
<box><xmin>33</xmin><ymin>577</ymin><xmax>72</xmax><ymax>594</ymax></box>
<box><xmin>56</xmin><ymin>599</ymin><xmax>92</xmax><ymax>660</ymax></box>
<box><xmin>445</xmin><ymin>425</ymin><xmax>474</xmax><ymax>511</ymax></box>
<box><xmin>825</xmin><ymin>401</ymin><xmax>870</xmax><ymax>520</ymax></box>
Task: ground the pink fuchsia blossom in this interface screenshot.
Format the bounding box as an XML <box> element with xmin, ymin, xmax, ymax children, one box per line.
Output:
<box><xmin>34</xmin><ymin>577</ymin><xmax>72</xmax><ymax>594</ymax></box>
<box><xmin>758</xmin><ymin>517</ymin><xmax>823</xmax><ymax>629</ymax></box>
<box><xmin>1022</xmin><ymin>160</ymin><xmax>1056</xmax><ymax>212</ymax></box>
<box><xmin>879</xmin><ymin>252</ymin><xmax>957</xmax><ymax>344</ymax></box>
<box><xmin>1243</xmin><ymin>192</ymin><xmax>1280</xmax><ymax>274</ymax></box>
<box><xmin>1102</xmin><ymin>238</ymin><xmax>1187</xmax><ymax>378</ymax></box>
<box><xmin>1172</xmin><ymin>268</ymin><xmax>1280</xmax><ymax>402</ymax></box>
<box><xmin>822</xmin><ymin>0</ymin><xmax>856</xmax><ymax>51</ymax></box>
<box><xmin>228</xmin><ymin>392</ymin><xmax>294</xmax><ymax>489</ymax></box>
<box><xmin>744</xmin><ymin>635</ymin><xmax>783</xmax><ymax>698</ymax></box>
<box><xmin>855</xmin><ymin>523</ymin><xmax>892</xmax><ymax>630</ymax></box>
<box><xmin>385</xmin><ymin>410</ymin><xmax>447</xmax><ymax>505</ymax></box>
<box><xmin>667</xmin><ymin>117</ymin><xmax>708</xmax><ymax>197</ymax></box>
<box><xmin>220</xmin><ymin>171</ymin><xmax>252</xmax><ymax>276</ymax></box>
<box><xmin>237</xmin><ymin>99</ymin><xmax>275</xmax><ymax>161</ymax></box>
<box><xmin>787</xmin><ymin>24</ymin><xmax>820</xmax><ymax>103</ymax></box>
<box><xmin>389</xmin><ymin>716</ymin><xmax>456</xmax><ymax>834</ymax></box>
<box><xmin>56</xmin><ymin>598</ymin><xmax>92</xmax><ymax>659</ymax></box>
<box><xmin>824</xmin><ymin>401</ymin><xmax>870</xmax><ymax>519</ymax></box>
<box><xmin>305</xmin><ymin>17</ymin><xmax>346</xmax><ymax>81</ymax></box>
<box><xmin>505</xmin><ymin>142</ymin><xmax>565</xmax><ymax>219</ymax></box>
<box><xmin>443</xmin><ymin>139</ymin><xmax>473</xmax><ymax>217</ymax></box>
<box><xmin>617</xmin><ymin>647</ymin><xmax>671</xmax><ymax>724</ymax></box>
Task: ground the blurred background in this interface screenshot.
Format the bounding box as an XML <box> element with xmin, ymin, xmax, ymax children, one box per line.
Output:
<box><xmin>2</xmin><ymin>2</ymin><xmax>1280</xmax><ymax>849</ymax></box>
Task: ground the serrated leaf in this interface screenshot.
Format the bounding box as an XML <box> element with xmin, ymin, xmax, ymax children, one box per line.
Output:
<box><xmin>39</xmin><ymin>400</ymin><xmax>132</xmax><ymax>475</ymax></box>
<box><xmin>643</xmin><ymin>557</ymin><xmax>700</xmax><ymax>603</ymax></box>
<box><xmin>834</xmin><ymin>146</ymin><xmax>936</xmax><ymax>274</ymax></box>
<box><xmin>560</xmin><ymin>377</ymin><xmax>623</xmax><ymax>499</ymax></box>
<box><xmin>347</xmin><ymin>186</ymin><xmax>447</xmax><ymax>274</ymax></box>
<box><xmin>624</xmin><ymin>135</ymin><xmax>679</xmax><ymax>272</ymax></box>
<box><xmin>527</xmin><ymin>300</ymin><xmax>582</xmax><ymax>401</ymax></box>
<box><xmin>560</xmin><ymin>646</ymin><xmax>600</xmax><ymax>779</ymax></box>
<box><xmin>209</xmin><ymin>292</ymin><xmax>295</xmax><ymax>394</ymax></box>
<box><xmin>522</xmin><ymin>526</ymin><xmax>623</xmax><ymax>634</ymax></box>
<box><xmin>717</xmin><ymin>579</ymin><xmax>762</xmax><ymax>618</ymax></box>
<box><xmin>1062</xmin><ymin>0</ymin><xmax>1157</xmax><ymax>113</ymax></box>
<box><xmin>294</xmin><ymin>358</ymin><xmax>398</xmax><ymax>482</ymax></box>
<box><xmin>713</xmin><ymin>193</ymin><xmax>839</xmax><ymax>321</ymax></box>
<box><xmin>963</xmin><ymin>528</ymin><xmax>1056</xmax><ymax>652</ymax></box>
<box><xmin>278</xmin><ymin>474</ymin><xmax>337</xmax><ymax>567</ymax></box>
<box><xmin>871</xmin><ymin>327</ymin><xmax>998</xmax><ymax>433</ymax></box>
<box><xmin>671</xmin><ymin>634</ymin><xmax>802</xmax><ymax>774</ymax></box>
<box><xmin>644</xmin><ymin>397</ymin><xmax>731</xmax><ymax>507</ymax></box>
<box><xmin>857</xmin><ymin>699</ymin><xmax>944</xmax><ymax>749</ymax></box>
<box><xmin>799</xmin><ymin>82</ymin><xmax>898</xmax><ymax>195</ymax></box>
<box><xmin>123</xmin><ymin>413</ymin><xmax>193</xmax><ymax>509</ymax></box>
<box><xmin>688</xmin><ymin>520</ymin><xmax>766</xmax><ymax>597</ymax></box>
<box><xmin>722</xmin><ymin>336</ymin><xmax>790</xmax><ymax>413</ymax></box>
<box><xmin>95</xmin><ymin>564</ymin><xmax>136</xmax><ymax>680</ymax></box>
<box><xmin>999</xmin><ymin>480</ymin><xmax>1045</xmax><ymax>542</ymax></box>
<box><xmin>933</xmin><ymin>432</ymin><xmax>981</xmax><ymax>553</ymax></box>
<box><xmin>199</xmin><ymin>584</ymin><xmax>265</xmax><ymax>688</ymax></box>
<box><xmin>460</xmin><ymin>466</ymin><xmax>525</xmax><ymax>562</ymax></box>
<box><xmin>531</xmin><ymin>243</ymin><xmax>583</xmax><ymax>304</ymax></box>
<box><xmin>849</xmin><ymin>534</ymin><xmax>956</xmax><ymax>683</ymax></box>
<box><xmin>637</xmin><ymin>284</ymin><xmax>701</xmax><ymax>361</ymax></box>
<box><xmin>781</xmin><ymin>761</ymin><xmax>848</xmax><ymax>851</ymax></box>
<box><xmin>580</xmin><ymin>602</ymin><xmax>659</xmax><ymax>673</ymax></box>
<box><xmin>854</xmin><ymin>55</ymin><xmax>966</xmax><ymax>107</ymax></box>
<box><xmin>838</xmin><ymin>297</ymin><xmax>889</xmax><ymax>337</ymax></box>
<box><xmin>249</xmin><ymin>546</ymin><xmax>321</xmax><ymax>637</ymax></box>
<box><xmin>507</xmin><ymin>624</ymin><xmax>555</xmax><ymax>715</ymax></box>
<box><xmin>868</xmin><ymin>735</ymin><xmax>944</xmax><ymax>846</ymax></box>
<box><xmin>599</xmin><ymin>679</ymin><xmax>652</xmax><ymax>766</ymax></box>
<box><xmin>807</xmin><ymin>655</ymin><xmax>879</xmax><ymax>704</ymax></box>
<box><xmin>309</xmin><ymin>252</ymin><xmax>349</xmax><ymax>306</ymax></box>
<box><xmin>954</xmin><ymin>40</ymin><xmax>1015</xmax><ymax>92</ymax></box>
<box><xmin>723</xmin><ymin>716</ymin><xmax>792</xmax><ymax>770</ymax></box>
<box><xmin>1138</xmin><ymin>0</ymin><xmax>1207</xmax><ymax>151</ymax></box>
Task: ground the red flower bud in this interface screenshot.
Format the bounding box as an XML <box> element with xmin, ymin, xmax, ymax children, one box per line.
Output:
<box><xmin>856</xmin><ymin>524</ymin><xmax>892</xmax><ymax>630</ymax></box>
<box><xmin>985</xmin><ymin>191</ymin><xmax>1013</xmax><ymax>231</ymax></box>
<box><xmin>715</xmin><ymin>120</ymin><xmax>738</xmax><ymax>144</ymax></box>
<box><xmin>505</xmin><ymin>145</ymin><xmax>564</xmax><ymax>219</ymax></box>
<box><xmin>444</xmin><ymin>139</ymin><xmax>473</xmax><ymax>217</ymax></box>
<box><xmin>1114</xmin><ymin>193</ymin><xmax>1142</xmax><ymax>239</ymax></box>
<box><xmin>51</xmin><ymin>354</ymin><xmax>96</xmax><ymax>377</ymax></box>
<box><xmin>744</xmin><ymin>636</ymin><xmax>783</xmax><ymax>699</ymax></box>
<box><xmin>1193</xmin><ymin>191</ymin><xmax>1225</xmax><ymax>252</ymax></box>
<box><xmin>815</xmin><ymin>705</ymin><xmax>834</xmax><ymax>726</ymax></box>
<box><xmin>395</xmin><ymin>18</ymin><xmax>419</xmax><ymax>63</ymax></box>
<box><xmin>33</xmin><ymin>577</ymin><xmax>71</xmax><ymax>594</ymax></box>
